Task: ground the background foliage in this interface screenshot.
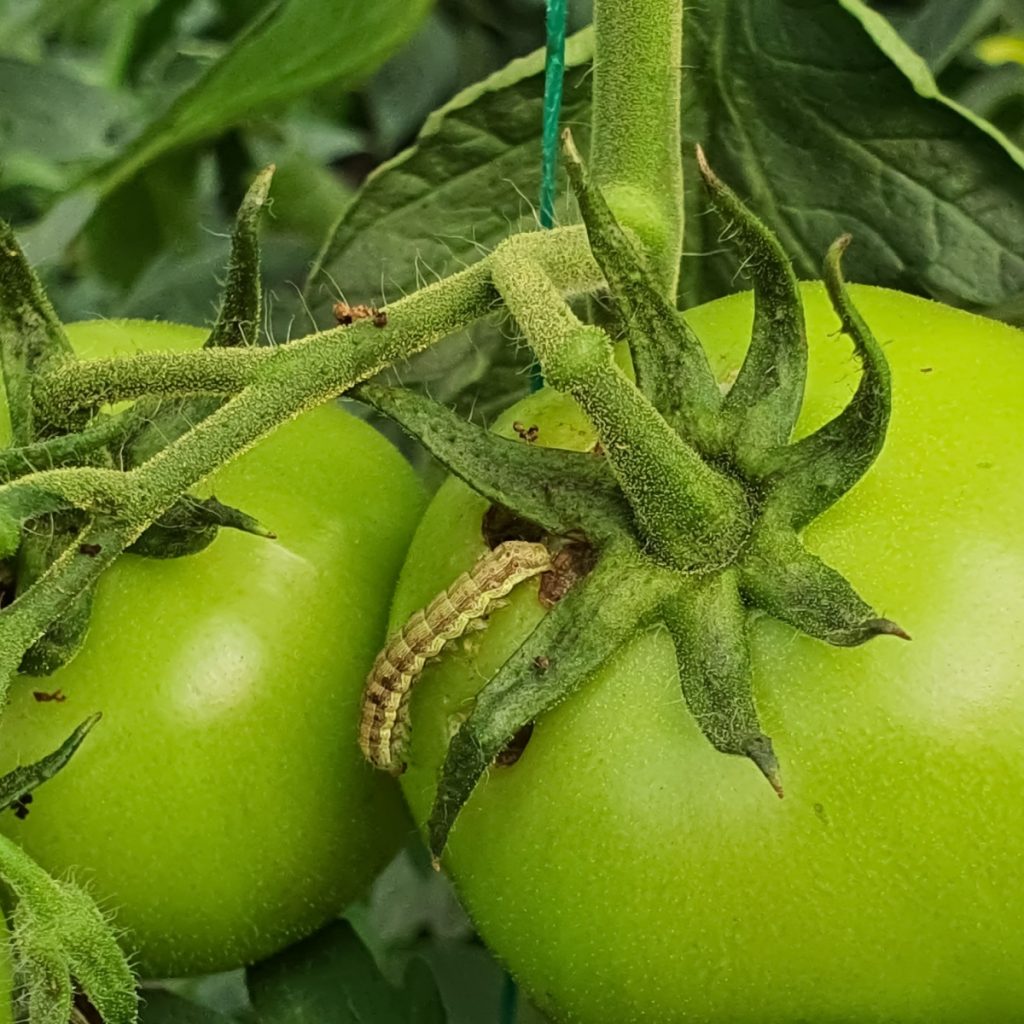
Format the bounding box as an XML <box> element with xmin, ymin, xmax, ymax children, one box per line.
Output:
<box><xmin>1</xmin><ymin>0</ymin><xmax>1022</xmax><ymax>1019</ymax></box>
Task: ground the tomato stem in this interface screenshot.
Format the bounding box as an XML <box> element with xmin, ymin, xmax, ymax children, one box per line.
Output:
<box><xmin>589</xmin><ymin>0</ymin><xmax>683</xmax><ymax>298</ymax></box>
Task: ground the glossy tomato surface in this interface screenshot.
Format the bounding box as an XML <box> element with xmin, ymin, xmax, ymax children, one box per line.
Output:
<box><xmin>391</xmin><ymin>286</ymin><xmax>1024</xmax><ymax>1023</ymax></box>
<box><xmin>0</xmin><ymin>320</ymin><xmax>425</xmax><ymax>978</ymax></box>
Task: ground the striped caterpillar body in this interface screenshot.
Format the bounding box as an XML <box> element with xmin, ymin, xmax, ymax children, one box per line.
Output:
<box><xmin>359</xmin><ymin>540</ymin><xmax>553</xmax><ymax>774</ymax></box>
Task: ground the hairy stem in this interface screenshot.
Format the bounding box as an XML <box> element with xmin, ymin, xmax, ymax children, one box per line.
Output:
<box><xmin>0</xmin><ymin>229</ymin><xmax>602</xmax><ymax>687</ymax></box>
<box><xmin>34</xmin><ymin>348</ymin><xmax>275</xmax><ymax>426</ymax></box>
<box><xmin>33</xmin><ymin>227</ymin><xmax>597</xmax><ymax>423</ymax></box>
<box><xmin>589</xmin><ymin>0</ymin><xmax>683</xmax><ymax>298</ymax></box>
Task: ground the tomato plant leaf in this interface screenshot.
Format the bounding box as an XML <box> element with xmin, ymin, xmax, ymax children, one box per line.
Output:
<box><xmin>0</xmin><ymin>58</ymin><xmax>130</xmax><ymax>189</ymax></box>
<box><xmin>760</xmin><ymin>236</ymin><xmax>891</xmax><ymax>528</ymax></box>
<box><xmin>882</xmin><ymin>0</ymin><xmax>1003</xmax><ymax>73</ymax></box>
<box><xmin>695</xmin><ymin>147</ymin><xmax>805</xmax><ymax>452</ymax></box>
<box><xmin>247</xmin><ymin>919</ymin><xmax>445</xmax><ymax>1024</ymax></box>
<box><xmin>681</xmin><ymin>0</ymin><xmax>1024</xmax><ymax>312</ymax></box>
<box><xmin>0</xmin><ymin>516</ymin><xmax>132</xmax><ymax>693</ymax></box>
<box><xmin>305</xmin><ymin>27</ymin><xmax>595</xmax><ymax>318</ymax></box>
<box><xmin>125</xmin><ymin>170</ymin><xmax>275</xmax><ymax>559</ymax></box>
<box><xmin>663</xmin><ymin>568</ymin><xmax>781</xmax><ymax>794</ymax></box>
<box><xmin>207</xmin><ymin>165</ymin><xmax>273</xmax><ymax>350</ymax></box>
<box><xmin>0</xmin><ymin>219</ymin><xmax>74</xmax><ymax>445</ymax></box>
<box><xmin>740</xmin><ymin>524</ymin><xmax>905</xmax><ymax>648</ymax></box>
<box><xmin>563</xmin><ymin>133</ymin><xmax>722</xmax><ymax>447</ymax></box>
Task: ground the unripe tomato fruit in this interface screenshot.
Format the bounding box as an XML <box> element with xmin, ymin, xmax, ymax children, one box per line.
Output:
<box><xmin>392</xmin><ymin>285</ymin><xmax>1024</xmax><ymax>1023</ymax></box>
<box><xmin>0</xmin><ymin>320</ymin><xmax>425</xmax><ymax>978</ymax></box>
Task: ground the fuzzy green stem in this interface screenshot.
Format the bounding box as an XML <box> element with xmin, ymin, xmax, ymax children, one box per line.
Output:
<box><xmin>33</xmin><ymin>227</ymin><xmax>597</xmax><ymax>425</ymax></box>
<box><xmin>590</xmin><ymin>0</ymin><xmax>683</xmax><ymax>298</ymax></box>
<box><xmin>34</xmin><ymin>348</ymin><xmax>275</xmax><ymax>427</ymax></box>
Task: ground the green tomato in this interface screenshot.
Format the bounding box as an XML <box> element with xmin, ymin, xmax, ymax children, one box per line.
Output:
<box><xmin>0</xmin><ymin>320</ymin><xmax>425</xmax><ymax>979</ymax></box>
<box><xmin>391</xmin><ymin>285</ymin><xmax>1024</xmax><ymax>1023</ymax></box>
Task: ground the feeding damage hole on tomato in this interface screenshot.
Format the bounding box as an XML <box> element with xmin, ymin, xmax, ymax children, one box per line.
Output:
<box><xmin>357</xmin><ymin>132</ymin><xmax>910</xmax><ymax>865</ymax></box>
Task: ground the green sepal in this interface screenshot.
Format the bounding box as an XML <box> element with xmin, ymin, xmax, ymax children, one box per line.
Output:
<box><xmin>120</xmin><ymin>396</ymin><xmax>221</xmax><ymax>468</ymax></box>
<box><xmin>663</xmin><ymin>568</ymin><xmax>782</xmax><ymax>795</ymax></box>
<box><xmin>120</xmin><ymin>168</ymin><xmax>272</xmax><ymax>469</ymax></box>
<box><xmin>428</xmin><ymin>546</ymin><xmax>668</xmax><ymax>861</ymax></box>
<box><xmin>0</xmin><ymin>220</ymin><xmax>76</xmax><ymax>445</ymax></box>
<box><xmin>696</xmin><ymin>146</ymin><xmax>806</xmax><ymax>456</ymax></box>
<box><xmin>17</xmin><ymin>512</ymin><xmax>93</xmax><ymax>677</ymax></box>
<box><xmin>562</xmin><ymin>131</ymin><xmax>722</xmax><ymax>448</ymax></box>
<box><xmin>115</xmin><ymin>169</ymin><xmax>275</xmax><ymax>561</ymax></box>
<box><xmin>0</xmin><ymin>724</ymin><xmax>136</xmax><ymax>1024</ymax></box>
<box><xmin>128</xmin><ymin>494</ymin><xmax>274</xmax><ymax>559</ymax></box>
<box><xmin>741</xmin><ymin>523</ymin><xmax>908</xmax><ymax>647</ymax></box>
<box><xmin>356</xmin><ymin>383</ymin><xmax>630</xmax><ymax>538</ymax></box>
<box><xmin>205</xmin><ymin>165</ymin><xmax>274</xmax><ymax>350</ymax></box>
<box><xmin>757</xmin><ymin>236</ymin><xmax>892</xmax><ymax>528</ymax></box>
<box><xmin>0</xmin><ymin>517</ymin><xmax>129</xmax><ymax>695</ymax></box>
<box><xmin>0</xmin><ymin>713</ymin><xmax>100</xmax><ymax>813</ymax></box>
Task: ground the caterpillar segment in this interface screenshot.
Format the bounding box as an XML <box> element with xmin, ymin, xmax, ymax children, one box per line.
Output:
<box><xmin>359</xmin><ymin>540</ymin><xmax>553</xmax><ymax>774</ymax></box>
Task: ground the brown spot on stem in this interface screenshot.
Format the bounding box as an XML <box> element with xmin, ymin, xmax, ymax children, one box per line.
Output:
<box><xmin>78</xmin><ymin>543</ymin><xmax>102</xmax><ymax>557</ymax></box>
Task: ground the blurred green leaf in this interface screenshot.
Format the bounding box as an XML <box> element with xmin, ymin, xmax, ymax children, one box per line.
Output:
<box><xmin>82</xmin><ymin>147</ymin><xmax>201</xmax><ymax>286</ymax></box>
<box><xmin>118</xmin><ymin>0</ymin><xmax>205</xmax><ymax>85</ymax></box>
<box><xmin>140</xmin><ymin>988</ymin><xmax>238</xmax><ymax>1022</ymax></box>
<box><xmin>975</xmin><ymin>32</ymin><xmax>1024</xmax><ymax>65</ymax></box>
<box><xmin>348</xmin><ymin>847</ymin><xmax>472</xmax><ymax>958</ymax></box>
<box><xmin>91</xmin><ymin>0</ymin><xmax>432</xmax><ymax>196</ymax></box>
<box><xmin>248</xmin><ymin>920</ymin><xmax>446</xmax><ymax>1024</ymax></box>
<box><xmin>0</xmin><ymin>57</ymin><xmax>130</xmax><ymax>188</ymax></box>
<box><xmin>365</xmin><ymin>14</ymin><xmax>462</xmax><ymax>155</ymax></box>
<box><xmin>305</xmin><ymin>27</ymin><xmax>594</xmax><ymax>318</ymax></box>
<box><xmin>415</xmin><ymin>941</ymin><xmax>548</xmax><ymax>1024</ymax></box>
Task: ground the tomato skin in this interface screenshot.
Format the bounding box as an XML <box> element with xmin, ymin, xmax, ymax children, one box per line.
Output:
<box><xmin>392</xmin><ymin>286</ymin><xmax>1024</xmax><ymax>1023</ymax></box>
<box><xmin>0</xmin><ymin>320</ymin><xmax>425</xmax><ymax>978</ymax></box>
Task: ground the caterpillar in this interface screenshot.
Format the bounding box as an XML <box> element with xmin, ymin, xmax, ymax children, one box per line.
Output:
<box><xmin>359</xmin><ymin>540</ymin><xmax>553</xmax><ymax>774</ymax></box>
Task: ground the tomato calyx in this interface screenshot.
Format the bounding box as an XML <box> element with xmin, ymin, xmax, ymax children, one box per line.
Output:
<box><xmin>362</xmin><ymin>140</ymin><xmax>911</xmax><ymax>863</ymax></box>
